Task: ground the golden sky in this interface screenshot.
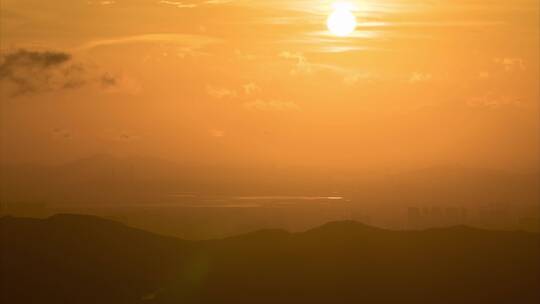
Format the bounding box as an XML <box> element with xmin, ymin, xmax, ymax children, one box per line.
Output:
<box><xmin>1</xmin><ymin>0</ymin><xmax>539</xmax><ymax>171</ymax></box>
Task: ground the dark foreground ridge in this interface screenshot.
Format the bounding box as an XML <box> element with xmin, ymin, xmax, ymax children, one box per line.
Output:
<box><xmin>2</xmin><ymin>214</ymin><xmax>539</xmax><ymax>303</ymax></box>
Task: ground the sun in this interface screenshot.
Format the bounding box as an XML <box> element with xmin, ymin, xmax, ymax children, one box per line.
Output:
<box><xmin>327</xmin><ymin>3</ymin><xmax>357</xmax><ymax>37</ymax></box>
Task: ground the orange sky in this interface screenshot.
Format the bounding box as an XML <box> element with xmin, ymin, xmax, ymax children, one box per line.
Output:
<box><xmin>1</xmin><ymin>0</ymin><xmax>539</xmax><ymax>172</ymax></box>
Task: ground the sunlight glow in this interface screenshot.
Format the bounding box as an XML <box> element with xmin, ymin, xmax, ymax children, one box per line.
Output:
<box><xmin>327</xmin><ymin>3</ymin><xmax>357</xmax><ymax>37</ymax></box>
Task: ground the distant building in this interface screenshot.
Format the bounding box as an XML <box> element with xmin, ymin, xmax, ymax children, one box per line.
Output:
<box><xmin>407</xmin><ymin>207</ymin><xmax>423</xmax><ymax>229</ymax></box>
<box><xmin>408</xmin><ymin>205</ymin><xmax>469</xmax><ymax>229</ymax></box>
<box><xmin>519</xmin><ymin>217</ymin><xmax>540</xmax><ymax>232</ymax></box>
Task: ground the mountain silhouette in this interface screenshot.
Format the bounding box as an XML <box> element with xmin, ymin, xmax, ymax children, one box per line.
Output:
<box><xmin>2</xmin><ymin>214</ymin><xmax>539</xmax><ymax>303</ymax></box>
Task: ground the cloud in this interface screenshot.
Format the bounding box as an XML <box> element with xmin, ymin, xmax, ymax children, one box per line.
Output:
<box><xmin>206</xmin><ymin>85</ymin><xmax>237</xmax><ymax>99</ymax></box>
<box><xmin>159</xmin><ymin>1</ymin><xmax>197</xmax><ymax>8</ymax></box>
<box><xmin>409</xmin><ymin>72</ymin><xmax>433</xmax><ymax>84</ymax></box>
<box><xmin>278</xmin><ymin>51</ymin><xmax>371</xmax><ymax>84</ymax></box>
<box><xmin>468</xmin><ymin>94</ymin><xmax>523</xmax><ymax>109</ymax></box>
<box><xmin>279</xmin><ymin>51</ymin><xmax>313</xmax><ymax>75</ymax></box>
<box><xmin>116</xmin><ymin>133</ymin><xmax>140</xmax><ymax>142</ymax></box>
<box><xmin>101</xmin><ymin>73</ymin><xmax>141</xmax><ymax>95</ymax></box>
<box><xmin>158</xmin><ymin>0</ymin><xmax>232</xmax><ymax>9</ymax></box>
<box><xmin>0</xmin><ymin>49</ymin><xmax>71</xmax><ymax>70</ymax></box>
<box><xmin>0</xmin><ymin>49</ymin><xmax>82</xmax><ymax>96</ymax></box>
<box><xmin>478</xmin><ymin>71</ymin><xmax>491</xmax><ymax>79</ymax></box>
<box><xmin>76</xmin><ymin>34</ymin><xmax>220</xmax><ymax>50</ymax></box>
<box><xmin>343</xmin><ymin>72</ymin><xmax>372</xmax><ymax>85</ymax></box>
<box><xmin>494</xmin><ymin>57</ymin><xmax>526</xmax><ymax>72</ymax></box>
<box><xmin>73</xmin><ymin>34</ymin><xmax>221</xmax><ymax>59</ymax></box>
<box><xmin>209</xmin><ymin>129</ymin><xmax>226</xmax><ymax>137</ymax></box>
<box><xmin>87</xmin><ymin>1</ymin><xmax>116</xmax><ymax>5</ymax></box>
<box><xmin>52</xmin><ymin>128</ymin><xmax>73</xmax><ymax>140</ymax></box>
<box><xmin>0</xmin><ymin>48</ymin><xmax>120</xmax><ymax>97</ymax></box>
<box><xmin>242</xmin><ymin>82</ymin><xmax>260</xmax><ymax>95</ymax></box>
<box><xmin>234</xmin><ymin>50</ymin><xmax>256</xmax><ymax>61</ymax></box>
<box><xmin>244</xmin><ymin>99</ymin><xmax>299</xmax><ymax>112</ymax></box>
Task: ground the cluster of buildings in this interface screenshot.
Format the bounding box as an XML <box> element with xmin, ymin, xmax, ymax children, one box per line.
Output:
<box><xmin>407</xmin><ymin>204</ymin><xmax>540</xmax><ymax>232</ymax></box>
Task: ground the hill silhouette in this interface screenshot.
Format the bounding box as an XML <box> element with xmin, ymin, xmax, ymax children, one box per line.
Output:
<box><xmin>1</xmin><ymin>214</ymin><xmax>539</xmax><ymax>303</ymax></box>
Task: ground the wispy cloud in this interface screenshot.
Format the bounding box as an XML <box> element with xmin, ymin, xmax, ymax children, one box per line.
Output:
<box><xmin>244</xmin><ymin>99</ymin><xmax>299</xmax><ymax>112</ymax></box>
<box><xmin>209</xmin><ymin>129</ymin><xmax>226</xmax><ymax>137</ymax></box>
<box><xmin>409</xmin><ymin>72</ymin><xmax>433</xmax><ymax>84</ymax></box>
<box><xmin>158</xmin><ymin>0</ymin><xmax>233</xmax><ymax>9</ymax></box>
<box><xmin>242</xmin><ymin>82</ymin><xmax>260</xmax><ymax>95</ymax></box>
<box><xmin>87</xmin><ymin>1</ymin><xmax>116</xmax><ymax>5</ymax></box>
<box><xmin>74</xmin><ymin>34</ymin><xmax>221</xmax><ymax>55</ymax></box>
<box><xmin>278</xmin><ymin>51</ymin><xmax>373</xmax><ymax>84</ymax></box>
<box><xmin>495</xmin><ymin>57</ymin><xmax>526</xmax><ymax>72</ymax></box>
<box><xmin>279</xmin><ymin>51</ymin><xmax>313</xmax><ymax>75</ymax></box>
<box><xmin>158</xmin><ymin>1</ymin><xmax>197</xmax><ymax>9</ymax></box>
<box><xmin>206</xmin><ymin>85</ymin><xmax>237</xmax><ymax>99</ymax></box>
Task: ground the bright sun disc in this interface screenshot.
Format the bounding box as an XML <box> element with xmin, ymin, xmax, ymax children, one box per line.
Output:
<box><xmin>327</xmin><ymin>7</ymin><xmax>357</xmax><ymax>37</ymax></box>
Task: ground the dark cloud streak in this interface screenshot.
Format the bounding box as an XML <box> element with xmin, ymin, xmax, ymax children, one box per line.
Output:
<box><xmin>0</xmin><ymin>49</ymin><xmax>116</xmax><ymax>97</ymax></box>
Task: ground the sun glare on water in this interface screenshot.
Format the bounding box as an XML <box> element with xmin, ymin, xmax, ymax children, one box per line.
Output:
<box><xmin>327</xmin><ymin>2</ymin><xmax>357</xmax><ymax>37</ymax></box>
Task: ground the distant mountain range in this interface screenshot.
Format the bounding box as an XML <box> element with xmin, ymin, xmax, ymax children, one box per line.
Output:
<box><xmin>1</xmin><ymin>154</ymin><xmax>538</xmax><ymax>206</ymax></box>
<box><xmin>2</xmin><ymin>214</ymin><xmax>539</xmax><ymax>303</ymax></box>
